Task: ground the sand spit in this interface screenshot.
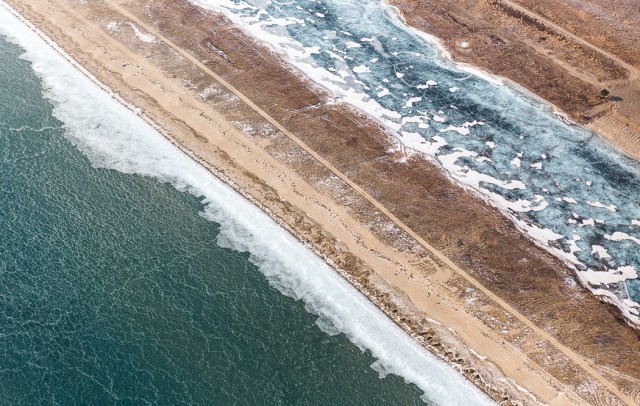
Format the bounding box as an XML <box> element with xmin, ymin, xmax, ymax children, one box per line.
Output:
<box><xmin>4</xmin><ymin>0</ymin><xmax>640</xmax><ymax>404</ymax></box>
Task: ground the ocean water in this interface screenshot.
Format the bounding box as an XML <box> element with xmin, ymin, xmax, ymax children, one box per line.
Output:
<box><xmin>191</xmin><ymin>0</ymin><xmax>640</xmax><ymax>323</ymax></box>
<box><xmin>0</xmin><ymin>5</ymin><xmax>495</xmax><ymax>405</ymax></box>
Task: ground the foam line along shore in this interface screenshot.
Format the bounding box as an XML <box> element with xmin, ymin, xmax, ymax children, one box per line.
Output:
<box><xmin>0</xmin><ymin>2</ymin><xmax>498</xmax><ymax>405</ymax></box>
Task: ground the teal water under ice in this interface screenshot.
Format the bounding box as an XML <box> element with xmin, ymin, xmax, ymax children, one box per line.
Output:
<box><xmin>0</xmin><ymin>9</ymin><xmax>494</xmax><ymax>406</ymax></box>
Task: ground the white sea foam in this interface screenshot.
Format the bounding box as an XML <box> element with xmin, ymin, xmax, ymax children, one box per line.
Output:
<box><xmin>0</xmin><ymin>4</ymin><xmax>495</xmax><ymax>405</ymax></box>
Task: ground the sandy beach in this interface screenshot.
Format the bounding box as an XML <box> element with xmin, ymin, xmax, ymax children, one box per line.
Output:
<box><xmin>5</xmin><ymin>0</ymin><xmax>640</xmax><ymax>404</ymax></box>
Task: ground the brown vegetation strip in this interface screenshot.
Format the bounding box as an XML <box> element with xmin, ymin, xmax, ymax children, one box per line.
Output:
<box><xmin>388</xmin><ymin>0</ymin><xmax>629</xmax><ymax>121</ymax></box>
<box><xmin>509</xmin><ymin>0</ymin><xmax>640</xmax><ymax>69</ymax></box>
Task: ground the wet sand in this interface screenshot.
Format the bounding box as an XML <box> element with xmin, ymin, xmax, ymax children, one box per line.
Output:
<box><xmin>5</xmin><ymin>0</ymin><xmax>640</xmax><ymax>404</ymax></box>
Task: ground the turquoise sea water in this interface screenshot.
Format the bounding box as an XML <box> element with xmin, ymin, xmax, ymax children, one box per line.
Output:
<box><xmin>0</xmin><ymin>7</ymin><xmax>494</xmax><ymax>406</ymax></box>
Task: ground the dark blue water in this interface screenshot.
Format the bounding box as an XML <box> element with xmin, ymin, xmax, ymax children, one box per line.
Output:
<box><xmin>0</xmin><ymin>23</ymin><xmax>457</xmax><ymax>405</ymax></box>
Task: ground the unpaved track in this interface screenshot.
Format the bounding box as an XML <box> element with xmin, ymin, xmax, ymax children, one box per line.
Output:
<box><xmin>503</xmin><ymin>0</ymin><xmax>640</xmax><ymax>80</ymax></box>
<box><xmin>76</xmin><ymin>1</ymin><xmax>636</xmax><ymax>403</ymax></box>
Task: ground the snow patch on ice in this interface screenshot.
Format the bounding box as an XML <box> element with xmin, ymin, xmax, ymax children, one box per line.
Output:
<box><xmin>606</xmin><ymin>232</ymin><xmax>640</xmax><ymax>246</ymax></box>
<box><xmin>591</xmin><ymin>245</ymin><xmax>611</xmax><ymax>260</ymax></box>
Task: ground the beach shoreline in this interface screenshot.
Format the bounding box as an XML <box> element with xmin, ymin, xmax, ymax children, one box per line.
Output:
<box><xmin>4</xmin><ymin>0</ymin><xmax>640</xmax><ymax>404</ymax></box>
<box><xmin>387</xmin><ymin>0</ymin><xmax>640</xmax><ymax>161</ymax></box>
<box><xmin>0</xmin><ymin>2</ymin><xmax>524</xmax><ymax>402</ymax></box>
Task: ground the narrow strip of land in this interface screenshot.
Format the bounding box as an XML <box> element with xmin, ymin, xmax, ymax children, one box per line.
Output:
<box><xmin>58</xmin><ymin>0</ymin><xmax>636</xmax><ymax>403</ymax></box>
<box><xmin>13</xmin><ymin>0</ymin><xmax>640</xmax><ymax>402</ymax></box>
